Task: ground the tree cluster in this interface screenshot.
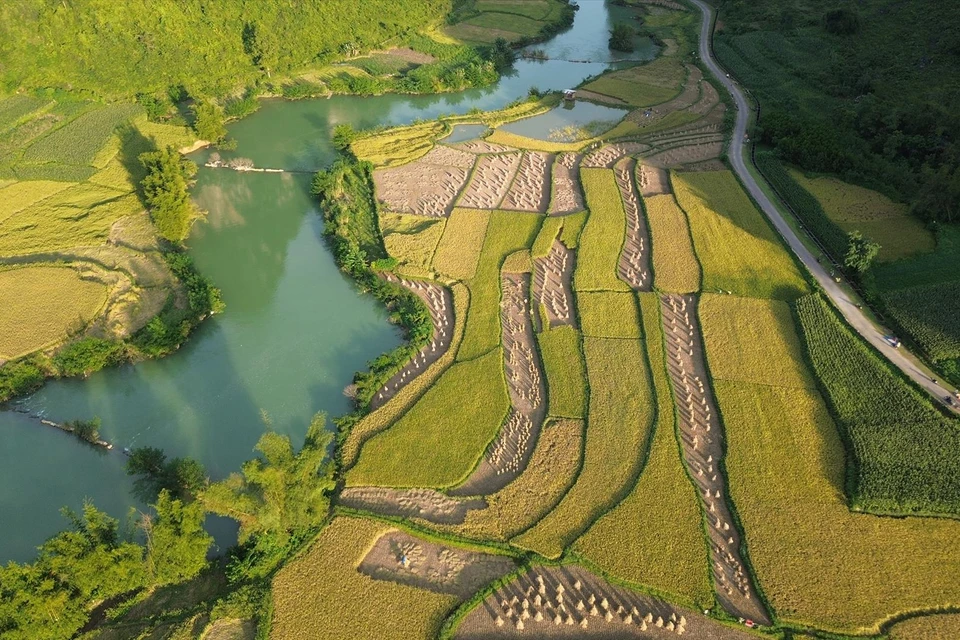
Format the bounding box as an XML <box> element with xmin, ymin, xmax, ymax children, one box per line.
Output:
<box><xmin>139</xmin><ymin>146</ymin><xmax>203</xmax><ymax>243</ymax></box>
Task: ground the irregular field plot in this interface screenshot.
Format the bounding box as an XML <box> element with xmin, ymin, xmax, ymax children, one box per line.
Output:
<box><xmin>0</xmin><ymin>96</ymin><xmax>49</xmax><ymax>131</ymax></box>
<box><xmin>575</xmin><ymin>168</ymin><xmax>630</xmax><ymax>292</ymax></box>
<box><xmin>577</xmin><ymin>291</ymin><xmax>641</xmax><ymax>339</ymax></box>
<box><xmin>352</xmin><ymin>121</ymin><xmax>447</xmax><ymax>166</ymax></box>
<box><xmin>873</xmin><ymin>225</ymin><xmax>960</xmax><ymax>291</ymax></box>
<box><xmin>432</xmin><ymin>208</ymin><xmax>491</xmax><ymax>280</ymax></box>
<box><xmin>514</xmin><ymin>336</ymin><xmax>655</xmax><ymax>558</ymax></box>
<box><xmin>673</xmin><ymin>171</ymin><xmax>807</xmax><ymax>300</ymax></box>
<box><xmin>21</xmin><ymin>103</ymin><xmax>141</xmax><ymax>167</ymax></box>
<box><xmin>271</xmin><ymin>517</ymin><xmax>458</xmax><ymax>640</ymax></box>
<box><xmin>537</xmin><ymin>325</ymin><xmax>587</xmax><ymax>419</ymax></box>
<box><xmin>643</xmin><ymin>193</ymin><xmax>700</xmax><ymax>293</ymax></box>
<box><xmin>373</xmin><ymin>161</ymin><xmax>469</xmax><ymax>218</ymax></box>
<box><xmin>574</xmin><ymin>292</ymin><xmax>712</xmax><ymax>607</ymax></box>
<box><xmin>0</xmin><ymin>179</ymin><xmax>73</xmax><ymax>222</ymax></box>
<box><xmin>457</xmin><ymin>153</ymin><xmax>521</xmax><ymax>210</ymax></box>
<box><xmin>381</xmin><ymin>213</ymin><xmax>446</xmax><ymax>274</ymax></box>
<box><xmin>0</xmin><ymin>266</ymin><xmax>108</xmax><ymax>360</ymax></box>
<box><xmin>583</xmin><ymin>57</ymin><xmax>685</xmax><ymax>107</ymax></box>
<box><xmin>347</xmin><ymin>349</ymin><xmax>510</xmax><ymax>488</ymax></box>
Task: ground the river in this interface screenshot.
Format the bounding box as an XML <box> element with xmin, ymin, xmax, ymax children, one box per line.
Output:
<box><xmin>0</xmin><ymin>1</ymin><xmax>655</xmax><ymax>562</ymax></box>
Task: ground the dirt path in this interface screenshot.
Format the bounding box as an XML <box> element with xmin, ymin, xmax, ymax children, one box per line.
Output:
<box><xmin>691</xmin><ymin>0</ymin><xmax>959</xmax><ymax>412</ymax></box>
<box><xmin>454</xmin><ymin>565</ymin><xmax>762</xmax><ymax>638</ymax></box>
<box><xmin>452</xmin><ymin>273</ymin><xmax>546</xmax><ymax>496</ymax></box>
<box><xmin>533</xmin><ymin>240</ymin><xmax>576</xmax><ymax>328</ymax></box>
<box><xmin>660</xmin><ymin>294</ymin><xmax>770</xmax><ymax>626</ymax></box>
<box><xmin>614</xmin><ymin>158</ymin><xmax>652</xmax><ymax>291</ymax></box>
<box><xmin>370</xmin><ymin>275</ymin><xmax>454</xmax><ymax>411</ymax></box>
<box><xmin>338</xmin><ymin>486</ymin><xmax>484</xmax><ymax>524</ymax></box>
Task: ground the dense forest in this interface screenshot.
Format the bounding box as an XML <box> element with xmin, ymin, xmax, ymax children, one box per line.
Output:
<box><xmin>0</xmin><ymin>0</ymin><xmax>455</xmax><ymax>98</ymax></box>
<box><xmin>715</xmin><ymin>0</ymin><xmax>960</xmax><ymax>223</ymax></box>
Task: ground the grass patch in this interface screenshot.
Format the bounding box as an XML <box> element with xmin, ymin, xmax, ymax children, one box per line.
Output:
<box><xmin>698</xmin><ymin>294</ymin><xmax>815</xmax><ymax>389</ymax></box>
<box><xmin>795</xmin><ymin>294</ymin><xmax>960</xmax><ymax>516</ymax></box>
<box><xmin>381</xmin><ymin>212</ymin><xmax>446</xmax><ymax>274</ymax></box>
<box><xmin>643</xmin><ymin>193</ymin><xmax>700</xmax><ymax>293</ymax></box>
<box><xmin>21</xmin><ymin>103</ymin><xmax>141</xmax><ymax>167</ymax></box>
<box><xmin>582</xmin><ymin>58</ymin><xmax>685</xmax><ymax>107</ymax></box>
<box><xmin>574</xmin><ymin>292</ymin><xmax>712</xmax><ymax>608</ymax></box>
<box><xmin>432</xmin><ymin>208</ymin><xmax>491</xmax><ymax>281</ymax></box>
<box><xmin>673</xmin><ymin>170</ymin><xmax>807</xmax><ymax>300</ymax></box>
<box><xmin>537</xmin><ymin>325</ymin><xmax>587</xmax><ymax>419</ymax></box>
<box><xmin>513</xmin><ymin>336</ymin><xmax>655</xmax><ymax>558</ymax></box>
<box><xmin>351</xmin><ymin>120</ymin><xmax>447</xmax><ymax>167</ymax></box>
<box><xmin>0</xmin><ymin>266</ymin><xmax>108</xmax><ymax>360</ymax></box>
<box><xmin>271</xmin><ymin>517</ymin><xmax>459</xmax><ymax>640</ymax></box>
<box><xmin>346</xmin><ymin>348</ymin><xmax>510</xmax><ymax>488</ymax></box>
<box><xmin>463</xmin><ymin>12</ymin><xmax>546</xmax><ymax>37</ymax></box>
<box><xmin>457</xmin><ymin>210</ymin><xmax>540</xmax><ymax>361</ymax></box>
<box><xmin>574</xmin><ymin>168</ymin><xmax>631</xmax><ymax>292</ymax></box>
<box><xmin>577</xmin><ymin>291</ymin><xmax>641</xmax><ymax>339</ymax></box>
<box><xmin>881</xmin><ymin>280</ymin><xmax>960</xmax><ymax>362</ymax></box>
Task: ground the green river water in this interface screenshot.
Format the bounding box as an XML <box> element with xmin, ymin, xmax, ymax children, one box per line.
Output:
<box><xmin>0</xmin><ymin>1</ymin><xmax>655</xmax><ymax>561</ymax></box>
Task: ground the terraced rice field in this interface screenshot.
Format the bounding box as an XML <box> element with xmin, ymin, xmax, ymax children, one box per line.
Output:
<box><xmin>583</xmin><ymin>57</ymin><xmax>686</xmax><ymax>107</ymax></box>
<box><xmin>574</xmin><ymin>169</ymin><xmax>631</xmax><ymax>292</ymax></box>
<box><xmin>642</xmin><ymin>193</ymin><xmax>700</xmax><ymax>293</ymax></box>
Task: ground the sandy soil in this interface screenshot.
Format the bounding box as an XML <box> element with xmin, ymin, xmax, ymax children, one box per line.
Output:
<box><xmin>533</xmin><ymin>240</ymin><xmax>576</xmax><ymax>328</ymax></box>
<box><xmin>659</xmin><ymin>294</ymin><xmax>770</xmax><ymax>626</ymax></box>
<box><xmin>370</xmin><ymin>275</ymin><xmax>454</xmax><ymax>411</ymax></box>
<box><xmin>459</xmin><ymin>153</ymin><xmax>523</xmax><ymax>210</ymax></box>
<box><xmin>502</xmin><ymin>151</ymin><xmax>552</xmax><ymax>213</ymax></box>
<box><xmin>615</xmin><ymin>159</ymin><xmax>651</xmax><ymax>291</ymax></box>
<box><xmin>637</xmin><ymin>163</ymin><xmax>670</xmax><ymax>196</ymax></box>
<box><xmin>455</xmin><ymin>140</ymin><xmax>518</xmax><ymax>155</ymax></box>
<box><xmin>455</xmin><ymin>565</ymin><xmax>761</xmax><ymax>638</ymax></box>
<box><xmin>582</xmin><ymin>142</ymin><xmax>650</xmax><ymax>169</ymax></box>
<box><xmin>359</xmin><ymin>530</ymin><xmax>516</xmax><ymax>599</ymax></box>
<box><xmin>339</xmin><ymin>487</ymin><xmax>485</xmax><ymax>524</ymax></box>
<box><xmin>453</xmin><ymin>273</ymin><xmax>546</xmax><ymax>496</ymax></box>
<box><xmin>548</xmin><ymin>153</ymin><xmax>584</xmax><ymax>216</ymax></box>
<box><xmin>374</xmin><ymin>162</ymin><xmax>470</xmax><ymax>217</ymax></box>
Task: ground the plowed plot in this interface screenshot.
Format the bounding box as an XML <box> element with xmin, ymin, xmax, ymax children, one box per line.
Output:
<box><xmin>548</xmin><ymin>153</ymin><xmax>584</xmax><ymax>216</ymax></box>
<box><xmin>339</xmin><ymin>487</ymin><xmax>484</xmax><ymax>524</ymax></box>
<box><xmin>373</xmin><ymin>162</ymin><xmax>469</xmax><ymax>217</ymax></box>
<box><xmin>358</xmin><ymin>531</ymin><xmax>515</xmax><ymax>599</ymax></box>
<box><xmin>458</xmin><ymin>153</ymin><xmax>522</xmax><ymax>209</ymax></box>
<box><xmin>502</xmin><ymin>151</ymin><xmax>551</xmax><ymax>212</ymax></box>
<box><xmin>454</xmin><ymin>566</ymin><xmax>758</xmax><ymax>638</ymax></box>
<box><xmin>637</xmin><ymin>163</ymin><xmax>669</xmax><ymax>196</ymax></box>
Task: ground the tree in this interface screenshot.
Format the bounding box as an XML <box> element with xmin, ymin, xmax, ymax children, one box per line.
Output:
<box><xmin>844</xmin><ymin>230</ymin><xmax>881</xmax><ymax>273</ymax></box>
<box><xmin>139</xmin><ymin>146</ymin><xmax>202</xmax><ymax>243</ymax></box>
<box><xmin>487</xmin><ymin>38</ymin><xmax>516</xmax><ymax>73</ymax></box>
<box><xmin>127</xmin><ymin>446</ymin><xmax>207</xmax><ymax>501</ymax></box>
<box><xmin>823</xmin><ymin>8</ymin><xmax>860</xmax><ymax>35</ymax></box>
<box><xmin>141</xmin><ymin>491</ymin><xmax>212</xmax><ymax>585</ymax></box>
<box><xmin>192</xmin><ymin>100</ymin><xmax>228</xmax><ymax>145</ymax></box>
<box><xmin>332</xmin><ymin>123</ymin><xmax>355</xmax><ymax>152</ymax></box>
<box><xmin>609</xmin><ymin>23</ymin><xmax>634</xmax><ymax>52</ymax></box>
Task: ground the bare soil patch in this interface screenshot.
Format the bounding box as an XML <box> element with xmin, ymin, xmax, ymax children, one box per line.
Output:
<box><xmin>459</xmin><ymin>153</ymin><xmax>523</xmax><ymax>210</ymax></box>
<box><xmin>637</xmin><ymin>163</ymin><xmax>669</xmax><ymax>196</ymax></box>
<box><xmin>371</xmin><ymin>275</ymin><xmax>454</xmax><ymax>410</ymax></box>
<box><xmin>582</xmin><ymin>142</ymin><xmax>649</xmax><ymax>169</ymax></box>
<box><xmin>455</xmin><ymin>565</ymin><xmax>759</xmax><ymax>638</ymax></box>
<box><xmin>643</xmin><ymin>140</ymin><xmax>724</xmax><ymax>168</ymax></box>
<box><xmin>533</xmin><ymin>240</ymin><xmax>575</xmax><ymax>328</ymax></box>
<box><xmin>382</xmin><ymin>46</ymin><xmax>437</xmax><ymax>65</ymax></box>
<box><xmin>339</xmin><ymin>486</ymin><xmax>485</xmax><ymax>524</ymax></box>
<box><xmin>454</xmin><ymin>140</ymin><xmax>518</xmax><ymax>155</ymax></box>
<box><xmin>374</xmin><ymin>161</ymin><xmax>470</xmax><ymax>217</ymax></box>
<box><xmin>422</xmin><ymin>144</ymin><xmax>479</xmax><ymax>168</ymax></box>
<box><xmin>548</xmin><ymin>153</ymin><xmax>584</xmax><ymax>216</ymax></box>
<box><xmin>502</xmin><ymin>151</ymin><xmax>552</xmax><ymax>213</ymax></box>
<box><xmin>660</xmin><ymin>294</ymin><xmax>769</xmax><ymax>626</ymax></box>
<box><xmin>615</xmin><ymin>159</ymin><xmax>651</xmax><ymax>291</ymax></box>
<box><xmin>358</xmin><ymin>530</ymin><xmax>516</xmax><ymax>599</ymax></box>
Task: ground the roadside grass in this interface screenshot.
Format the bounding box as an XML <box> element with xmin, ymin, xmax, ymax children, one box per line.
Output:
<box><xmin>346</xmin><ymin>348</ymin><xmax>510</xmax><ymax>488</ymax></box>
<box><xmin>673</xmin><ymin>170</ymin><xmax>808</xmax><ymax>300</ymax></box>
<box><xmin>432</xmin><ymin>208</ymin><xmax>491</xmax><ymax>281</ymax></box>
<box><xmin>20</xmin><ymin>103</ymin><xmax>141</xmax><ymax>167</ymax></box>
<box><xmin>0</xmin><ymin>180</ymin><xmax>73</xmax><ymax>223</ymax></box>
<box><xmin>457</xmin><ymin>210</ymin><xmax>540</xmax><ymax>361</ymax></box>
<box><xmin>698</xmin><ymin>294</ymin><xmax>815</xmax><ymax>389</ymax></box>
<box><xmin>381</xmin><ymin>212</ymin><xmax>446</xmax><ymax>274</ymax></box>
<box><xmin>582</xmin><ymin>57</ymin><xmax>685</xmax><ymax>107</ymax></box>
<box><xmin>432</xmin><ymin>417</ymin><xmax>584</xmax><ymax>541</ymax></box>
<box><xmin>537</xmin><ymin>325</ymin><xmax>587</xmax><ymax>419</ymax></box>
<box><xmin>574</xmin><ymin>168</ymin><xmax>631</xmax><ymax>292</ymax></box>
<box><xmin>0</xmin><ymin>266</ymin><xmax>109</xmax><ymax>360</ymax></box>
<box><xmin>643</xmin><ymin>193</ymin><xmax>700</xmax><ymax>293</ymax></box>
<box><xmin>795</xmin><ymin>294</ymin><xmax>960</xmax><ymax>516</ymax></box>
<box><xmin>271</xmin><ymin>516</ymin><xmax>459</xmax><ymax>640</ymax></box>
<box><xmin>513</xmin><ymin>335</ymin><xmax>655</xmax><ymax>558</ymax></box>
<box><xmin>577</xmin><ymin>291</ymin><xmax>641</xmax><ymax>339</ymax></box>
<box><xmin>881</xmin><ymin>280</ymin><xmax>960</xmax><ymax>362</ymax></box>
<box><xmin>715</xmin><ymin>378</ymin><xmax>960</xmax><ymax>635</ymax></box>
<box><xmin>352</xmin><ymin>120</ymin><xmax>447</xmax><ymax>167</ymax></box>
<box><xmin>573</xmin><ymin>292</ymin><xmax>712</xmax><ymax>608</ymax></box>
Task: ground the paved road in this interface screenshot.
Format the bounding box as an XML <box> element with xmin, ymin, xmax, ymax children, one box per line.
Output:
<box><xmin>691</xmin><ymin>0</ymin><xmax>959</xmax><ymax>415</ymax></box>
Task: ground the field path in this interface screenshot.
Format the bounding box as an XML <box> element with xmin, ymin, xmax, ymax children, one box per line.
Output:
<box><xmin>691</xmin><ymin>0</ymin><xmax>960</xmax><ymax>414</ymax></box>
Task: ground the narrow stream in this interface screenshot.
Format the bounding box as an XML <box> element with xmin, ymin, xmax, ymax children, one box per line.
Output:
<box><xmin>0</xmin><ymin>1</ymin><xmax>655</xmax><ymax>562</ymax></box>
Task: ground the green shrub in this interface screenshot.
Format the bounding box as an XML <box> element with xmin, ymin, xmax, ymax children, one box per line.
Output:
<box><xmin>53</xmin><ymin>338</ymin><xmax>125</xmax><ymax>377</ymax></box>
<box><xmin>0</xmin><ymin>357</ymin><xmax>46</xmax><ymax>403</ymax></box>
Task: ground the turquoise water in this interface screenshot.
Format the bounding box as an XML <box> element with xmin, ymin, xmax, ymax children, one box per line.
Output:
<box><xmin>499</xmin><ymin>101</ymin><xmax>628</xmax><ymax>141</ymax></box>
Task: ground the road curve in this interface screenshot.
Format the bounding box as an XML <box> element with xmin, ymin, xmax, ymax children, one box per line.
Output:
<box><xmin>690</xmin><ymin>0</ymin><xmax>959</xmax><ymax>415</ymax></box>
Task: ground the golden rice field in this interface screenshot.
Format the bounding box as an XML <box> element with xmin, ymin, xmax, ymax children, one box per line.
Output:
<box><xmin>643</xmin><ymin>193</ymin><xmax>700</xmax><ymax>293</ymax></box>
<box><xmin>0</xmin><ymin>180</ymin><xmax>72</xmax><ymax>223</ymax></box>
<box><xmin>577</xmin><ymin>291</ymin><xmax>641</xmax><ymax>339</ymax></box>
<box><xmin>888</xmin><ymin>614</ymin><xmax>960</xmax><ymax>640</ymax></box>
<box><xmin>486</xmin><ymin>129</ymin><xmax>589</xmax><ymax>153</ymax></box>
<box><xmin>531</xmin><ymin>212</ymin><xmax>587</xmax><ymax>258</ymax></box>
<box><xmin>698</xmin><ymin>294</ymin><xmax>815</xmax><ymax>389</ymax></box>
<box><xmin>573</xmin><ymin>293</ymin><xmax>712</xmax><ymax>608</ymax></box>
<box><xmin>513</xmin><ymin>336</ymin><xmax>655</xmax><ymax>559</ymax></box>
<box><xmin>381</xmin><ymin>212</ymin><xmax>446</xmax><ymax>273</ymax></box>
<box><xmin>575</xmin><ymin>168</ymin><xmax>631</xmax><ymax>292</ymax></box>
<box><xmin>271</xmin><ymin>517</ymin><xmax>459</xmax><ymax>640</ymax></box>
<box><xmin>0</xmin><ymin>266</ymin><xmax>108</xmax><ymax>361</ymax></box>
<box><xmin>537</xmin><ymin>325</ymin><xmax>587</xmax><ymax>419</ymax></box>
<box><xmin>351</xmin><ymin>120</ymin><xmax>448</xmax><ymax>167</ymax></box>
<box><xmin>673</xmin><ymin>171</ymin><xmax>807</xmax><ymax>300</ymax></box>
<box><xmin>346</xmin><ymin>349</ymin><xmax>510</xmax><ymax>488</ymax></box>
<box><xmin>432</xmin><ymin>208</ymin><xmax>490</xmax><ymax>281</ymax></box>
<box><xmin>500</xmin><ymin>248</ymin><xmax>531</xmax><ymax>273</ymax></box>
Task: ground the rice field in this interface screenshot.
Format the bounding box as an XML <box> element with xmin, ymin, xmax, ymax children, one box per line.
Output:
<box><xmin>381</xmin><ymin>213</ymin><xmax>446</xmax><ymax>273</ymax></box>
<box><xmin>574</xmin><ymin>169</ymin><xmax>631</xmax><ymax>292</ymax></box>
<box><xmin>673</xmin><ymin>171</ymin><xmax>807</xmax><ymax>300</ymax></box>
<box><xmin>346</xmin><ymin>349</ymin><xmax>510</xmax><ymax>488</ymax></box>
<box><xmin>271</xmin><ymin>516</ymin><xmax>459</xmax><ymax>640</ymax></box>
<box><xmin>0</xmin><ymin>96</ymin><xmax>50</xmax><ymax>131</ymax></box>
<box><xmin>643</xmin><ymin>193</ymin><xmax>700</xmax><ymax>293</ymax></box>
<box><xmin>573</xmin><ymin>292</ymin><xmax>712</xmax><ymax>608</ymax></box>
<box><xmin>881</xmin><ymin>280</ymin><xmax>960</xmax><ymax>361</ymax></box>
<box><xmin>513</xmin><ymin>336</ymin><xmax>655</xmax><ymax>559</ymax></box>
<box><xmin>352</xmin><ymin>121</ymin><xmax>447</xmax><ymax>167</ymax></box>
<box><xmin>537</xmin><ymin>325</ymin><xmax>587</xmax><ymax>419</ymax></box>
<box><xmin>582</xmin><ymin>58</ymin><xmax>685</xmax><ymax>107</ymax></box>
<box><xmin>432</xmin><ymin>208</ymin><xmax>491</xmax><ymax>280</ymax></box>
<box><xmin>577</xmin><ymin>291</ymin><xmax>641</xmax><ymax>339</ymax></box>
<box><xmin>0</xmin><ymin>180</ymin><xmax>73</xmax><ymax>223</ymax></box>
<box><xmin>0</xmin><ymin>266</ymin><xmax>109</xmax><ymax>360</ymax></box>
<box><xmin>486</xmin><ymin>129</ymin><xmax>590</xmax><ymax>153</ymax></box>
<box><xmin>20</xmin><ymin>103</ymin><xmax>141</xmax><ymax>167</ymax></box>
<box><xmin>889</xmin><ymin>614</ymin><xmax>960</xmax><ymax>640</ymax></box>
